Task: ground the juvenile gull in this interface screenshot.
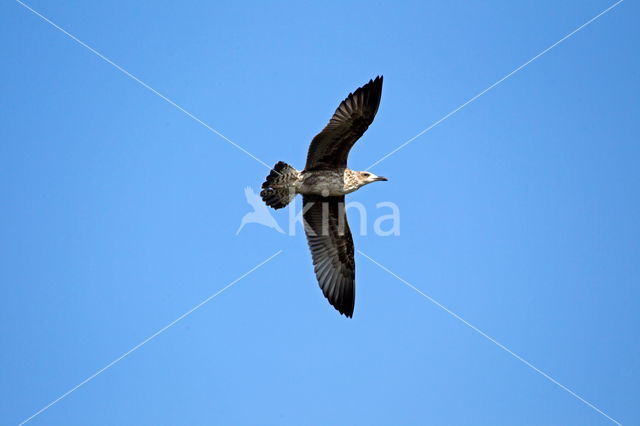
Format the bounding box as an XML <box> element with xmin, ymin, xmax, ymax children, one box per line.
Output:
<box><xmin>261</xmin><ymin>76</ymin><xmax>386</xmax><ymax>317</ymax></box>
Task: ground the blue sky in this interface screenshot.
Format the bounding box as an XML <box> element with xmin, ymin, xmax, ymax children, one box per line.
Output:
<box><xmin>1</xmin><ymin>1</ymin><xmax>638</xmax><ymax>425</ymax></box>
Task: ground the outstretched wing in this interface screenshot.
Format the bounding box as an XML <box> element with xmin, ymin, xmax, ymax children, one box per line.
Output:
<box><xmin>305</xmin><ymin>76</ymin><xmax>383</xmax><ymax>171</ymax></box>
<box><xmin>303</xmin><ymin>195</ymin><xmax>355</xmax><ymax>317</ymax></box>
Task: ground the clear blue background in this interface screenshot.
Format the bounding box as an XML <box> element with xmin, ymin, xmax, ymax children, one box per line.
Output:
<box><xmin>1</xmin><ymin>1</ymin><xmax>638</xmax><ymax>425</ymax></box>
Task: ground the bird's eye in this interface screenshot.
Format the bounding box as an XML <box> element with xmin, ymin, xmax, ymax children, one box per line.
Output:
<box><xmin>362</xmin><ymin>173</ymin><xmax>370</xmax><ymax>177</ymax></box>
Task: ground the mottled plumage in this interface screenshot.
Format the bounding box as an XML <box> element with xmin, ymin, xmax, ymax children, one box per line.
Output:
<box><xmin>261</xmin><ymin>76</ymin><xmax>386</xmax><ymax>317</ymax></box>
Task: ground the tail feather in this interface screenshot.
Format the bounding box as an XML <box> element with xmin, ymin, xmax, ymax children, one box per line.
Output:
<box><xmin>260</xmin><ymin>161</ymin><xmax>299</xmax><ymax>209</ymax></box>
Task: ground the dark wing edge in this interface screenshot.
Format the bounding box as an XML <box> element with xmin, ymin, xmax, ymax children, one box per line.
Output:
<box><xmin>305</xmin><ymin>76</ymin><xmax>383</xmax><ymax>170</ymax></box>
<box><xmin>302</xmin><ymin>195</ymin><xmax>356</xmax><ymax>317</ymax></box>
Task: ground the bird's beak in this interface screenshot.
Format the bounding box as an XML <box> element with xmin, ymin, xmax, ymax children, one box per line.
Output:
<box><xmin>375</xmin><ymin>176</ymin><xmax>388</xmax><ymax>182</ymax></box>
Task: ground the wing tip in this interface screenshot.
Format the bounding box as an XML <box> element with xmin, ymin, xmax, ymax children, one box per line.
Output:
<box><xmin>368</xmin><ymin>75</ymin><xmax>383</xmax><ymax>90</ymax></box>
<box><xmin>330</xmin><ymin>300</ymin><xmax>354</xmax><ymax>318</ymax></box>
<box><xmin>320</xmin><ymin>280</ymin><xmax>355</xmax><ymax>318</ymax></box>
<box><xmin>327</xmin><ymin>283</ymin><xmax>355</xmax><ymax>318</ymax></box>
<box><xmin>360</xmin><ymin>75</ymin><xmax>383</xmax><ymax>92</ymax></box>
<box><xmin>347</xmin><ymin>75</ymin><xmax>384</xmax><ymax>100</ymax></box>
<box><xmin>340</xmin><ymin>307</ymin><xmax>354</xmax><ymax>318</ymax></box>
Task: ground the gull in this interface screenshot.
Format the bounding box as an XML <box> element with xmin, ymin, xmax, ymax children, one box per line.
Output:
<box><xmin>260</xmin><ymin>76</ymin><xmax>386</xmax><ymax>317</ymax></box>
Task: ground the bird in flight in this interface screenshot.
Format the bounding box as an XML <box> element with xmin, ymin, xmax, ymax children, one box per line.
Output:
<box><xmin>260</xmin><ymin>76</ymin><xmax>386</xmax><ymax>317</ymax></box>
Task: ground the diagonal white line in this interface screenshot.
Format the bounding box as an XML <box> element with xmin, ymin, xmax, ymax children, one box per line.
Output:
<box><xmin>17</xmin><ymin>250</ymin><xmax>283</xmax><ymax>426</ymax></box>
<box><xmin>357</xmin><ymin>249</ymin><xmax>623</xmax><ymax>425</ymax></box>
<box><xmin>367</xmin><ymin>0</ymin><xmax>625</xmax><ymax>170</ymax></box>
<box><xmin>14</xmin><ymin>0</ymin><xmax>274</xmax><ymax>172</ymax></box>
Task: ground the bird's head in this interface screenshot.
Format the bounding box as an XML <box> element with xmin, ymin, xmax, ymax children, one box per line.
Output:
<box><xmin>357</xmin><ymin>171</ymin><xmax>388</xmax><ymax>187</ymax></box>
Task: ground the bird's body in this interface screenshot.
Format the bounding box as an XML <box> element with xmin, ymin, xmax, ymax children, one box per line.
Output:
<box><xmin>300</xmin><ymin>168</ymin><xmax>355</xmax><ymax>196</ymax></box>
<box><xmin>271</xmin><ymin>168</ymin><xmax>378</xmax><ymax>197</ymax></box>
<box><xmin>260</xmin><ymin>76</ymin><xmax>386</xmax><ymax>317</ymax></box>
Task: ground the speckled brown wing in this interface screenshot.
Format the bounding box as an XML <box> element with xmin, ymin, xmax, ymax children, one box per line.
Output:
<box><xmin>302</xmin><ymin>195</ymin><xmax>355</xmax><ymax>317</ymax></box>
<box><xmin>305</xmin><ymin>76</ymin><xmax>383</xmax><ymax>171</ymax></box>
